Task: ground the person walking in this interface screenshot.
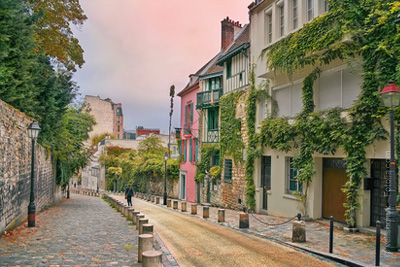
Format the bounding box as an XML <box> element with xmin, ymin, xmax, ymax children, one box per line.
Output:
<box><xmin>125</xmin><ymin>184</ymin><xmax>134</xmax><ymax>206</ymax></box>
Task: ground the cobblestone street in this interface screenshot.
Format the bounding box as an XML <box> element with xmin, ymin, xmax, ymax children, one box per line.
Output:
<box><xmin>0</xmin><ymin>194</ymin><xmax>141</xmax><ymax>266</ymax></box>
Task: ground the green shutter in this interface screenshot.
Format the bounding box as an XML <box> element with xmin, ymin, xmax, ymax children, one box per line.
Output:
<box><xmin>195</xmin><ymin>138</ymin><xmax>198</xmax><ymax>162</ymax></box>
<box><xmin>183</xmin><ymin>140</ymin><xmax>186</xmax><ymax>161</ymax></box>
<box><xmin>190</xmin><ymin>103</ymin><xmax>193</xmax><ymax>124</ymax></box>
<box><xmin>224</xmin><ymin>159</ymin><xmax>232</xmax><ymax>181</ymax></box>
<box><xmin>184</xmin><ymin>105</ymin><xmax>187</xmax><ymax>125</ymax></box>
<box><xmin>189</xmin><ymin>138</ymin><xmax>192</xmax><ymax>162</ymax></box>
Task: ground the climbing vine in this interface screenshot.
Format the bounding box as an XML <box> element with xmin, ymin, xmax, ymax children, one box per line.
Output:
<box><xmin>195</xmin><ymin>144</ymin><xmax>219</xmax><ymax>183</ymax></box>
<box><xmin>219</xmin><ymin>90</ymin><xmax>245</xmax><ymax>164</ymax></box>
<box><xmin>258</xmin><ymin>0</ymin><xmax>400</xmax><ymax>227</ymax></box>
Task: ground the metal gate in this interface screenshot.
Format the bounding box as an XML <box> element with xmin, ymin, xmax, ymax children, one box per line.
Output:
<box><xmin>370</xmin><ymin>159</ymin><xmax>388</xmax><ymax>229</ymax></box>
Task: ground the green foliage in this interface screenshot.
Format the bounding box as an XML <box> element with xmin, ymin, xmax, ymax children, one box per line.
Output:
<box><xmin>244</xmin><ymin>68</ymin><xmax>270</xmax><ymax>209</ymax></box>
<box><xmin>258</xmin><ymin>0</ymin><xmax>400</xmax><ymax>226</ymax></box>
<box><xmin>100</xmin><ymin>136</ymin><xmax>178</xmax><ymax>192</ymax></box>
<box><xmin>195</xmin><ymin>144</ymin><xmax>219</xmax><ymax>183</ymax></box>
<box><xmin>209</xmin><ymin>166</ymin><xmax>221</xmax><ymax>179</ymax></box>
<box><xmin>53</xmin><ymin>105</ymin><xmax>95</xmax><ymax>187</ymax></box>
<box><xmin>219</xmin><ymin>90</ymin><xmax>245</xmax><ymax>164</ymax></box>
<box><xmin>91</xmin><ymin>133</ymin><xmax>115</xmax><ymax>147</ymax></box>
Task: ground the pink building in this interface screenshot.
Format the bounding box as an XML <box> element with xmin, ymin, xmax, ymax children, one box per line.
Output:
<box><xmin>177</xmin><ymin>77</ymin><xmax>200</xmax><ymax>202</ymax></box>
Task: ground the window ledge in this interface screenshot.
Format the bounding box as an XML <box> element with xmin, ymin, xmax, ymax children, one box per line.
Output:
<box><xmin>283</xmin><ymin>194</ymin><xmax>301</xmax><ymax>201</ymax></box>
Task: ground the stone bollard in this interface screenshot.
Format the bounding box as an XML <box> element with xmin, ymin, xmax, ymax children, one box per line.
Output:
<box><xmin>142</xmin><ymin>250</ymin><xmax>162</xmax><ymax>267</ymax></box>
<box><xmin>292</xmin><ymin>220</ymin><xmax>306</xmax><ymax>242</ymax></box>
<box><xmin>203</xmin><ymin>206</ymin><xmax>209</xmax><ymax>218</ymax></box>
<box><xmin>136</xmin><ymin>215</ymin><xmax>145</xmax><ymax>230</ymax></box>
<box><xmin>173</xmin><ymin>200</ymin><xmax>178</xmax><ymax>210</ymax></box>
<box><xmin>138</xmin><ymin>234</ymin><xmax>153</xmax><ymax>263</ymax></box>
<box><xmin>142</xmin><ymin>224</ymin><xmax>154</xmax><ymax>235</ymax></box>
<box><xmin>123</xmin><ymin>205</ymin><xmax>129</xmax><ymax>217</ymax></box>
<box><xmin>151</xmin><ymin>195</ymin><xmax>155</xmax><ymax>202</ymax></box>
<box><xmin>239</xmin><ymin>213</ymin><xmax>249</xmax><ymax>228</ymax></box>
<box><xmin>191</xmin><ymin>204</ymin><xmax>197</xmax><ymax>215</ymax></box>
<box><xmin>128</xmin><ymin>207</ymin><xmax>135</xmax><ymax>220</ymax></box>
<box><xmin>181</xmin><ymin>202</ymin><xmax>187</xmax><ymax>212</ymax></box>
<box><xmin>167</xmin><ymin>199</ymin><xmax>172</xmax><ymax>208</ymax></box>
<box><xmin>155</xmin><ymin>197</ymin><xmax>160</xmax><ymax>204</ymax></box>
<box><xmin>139</xmin><ymin>218</ymin><xmax>149</xmax><ymax>235</ymax></box>
<box><xmin>218</xmin><ymin>209</ymin><xmax>225</xmax><ymax>223</ymax></box>
<box><xmin>132</xmin><ymin>211</ymin><xmax>140</xmax><ymax>225</ymax></box>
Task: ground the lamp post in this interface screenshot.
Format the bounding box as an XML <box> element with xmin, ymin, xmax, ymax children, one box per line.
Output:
<box><xmin>380</xmin><ymin>81</ymin><xmax>400</xmax><ymax>252</ymax></box>
<box><xmin>163</xmin><ymin>152</ymin><xmax>168</xmax><ymax>205</ymax></box>
<box><xmin>27</xmin><ymin>121</ymin><xmax>40</xmax><ymax>227</ymax></box>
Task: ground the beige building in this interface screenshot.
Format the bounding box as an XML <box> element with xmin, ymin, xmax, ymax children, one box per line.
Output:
<box><xmin>249</xmin><ymin>0</ymin><xmax>390</xmax><ymax>228</ymax></box>
<box><xmin>84</xmin><ymin>95</ymin><xmax>124</xmax><ymax>140</ymax></box>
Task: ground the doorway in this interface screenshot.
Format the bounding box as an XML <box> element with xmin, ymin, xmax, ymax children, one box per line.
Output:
<box><xmin>370</xmin><ymin>159</ymin><xmax>388</xmax><ymax>228</ymax></box>
<box><xmin>261</xmin><ymin>156</ymin><xmax>271</xmax><ymax>211</ymax></box>
<box><xmin>322</xmin><ymin>158</ymin><xmax>348</xmax><ymax>223</ymax></box>
<box><xmin>179</xmin><ymin>172</ymin><xmax>186</xmax><ymax>200</ymax></box>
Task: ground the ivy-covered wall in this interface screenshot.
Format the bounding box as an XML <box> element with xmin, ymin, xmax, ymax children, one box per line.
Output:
<box><xmin>248</xmin><ymin>0</ymin><xmax>400</xmax><ymax>227</ymax></box>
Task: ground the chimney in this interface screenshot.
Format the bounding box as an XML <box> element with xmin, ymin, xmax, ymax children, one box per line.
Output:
<box><xmin>221</xmin><ymin>17</ymin><xmax>242</xmax><ymax>51</ymax></box>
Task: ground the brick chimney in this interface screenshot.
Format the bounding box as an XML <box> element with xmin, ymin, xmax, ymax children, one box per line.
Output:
<box><xmin>221</xmin><ymin>17</ymin><xmax>242</xmax><ymax>51</ymax></box>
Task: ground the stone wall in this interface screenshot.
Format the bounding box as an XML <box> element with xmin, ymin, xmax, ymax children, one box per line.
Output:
<box><xmin>0</xmin><ymin>99</ymin><xmax>62</xmax><ymax>235</ymax></box>
<box><xmin>146</xmin><ymin>177</ymin><xmax>179</xmax><ymax>199</ymax></box>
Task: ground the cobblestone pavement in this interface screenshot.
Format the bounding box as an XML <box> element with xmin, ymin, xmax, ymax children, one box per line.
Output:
<box><xmin>0</xmin><ymin>194</ymin><xmax>144</xmax><ymax>267</ymax></box>
<box><xmin>120</xmin><ymin>194</ymin><xmax>400</xmax><ymax>267</ymax></box>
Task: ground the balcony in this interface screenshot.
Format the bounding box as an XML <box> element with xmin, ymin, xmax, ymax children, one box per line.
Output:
<box><xmin>196</xmin><ymin>88</ymin><xmax>223</xmax><ymax>109</ymax></box>
<box><xmin>204</xmin><ymin>129</ymin><xmax>219</xmax><ymax>143</ymax></box>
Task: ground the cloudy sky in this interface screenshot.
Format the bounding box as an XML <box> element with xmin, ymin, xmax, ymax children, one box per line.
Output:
<box><xmin>72</xmin><ymin>0</ymin><xmax>252</xmax><ymax>134</ymax></box>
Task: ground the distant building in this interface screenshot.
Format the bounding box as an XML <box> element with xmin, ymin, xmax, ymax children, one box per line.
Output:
<box><xmin>136</xmin><ymin>126</ymin><xmax>160</xmax><ymax>137</ymax></box>
<box><xmin>84</xmin><ymin>95</ymin><xmax>124</xmax><ymax>140</ymax></box>
<box><xmin>123</xmin><ymin>129</ymin><xmax>136</xmax><ymax>140</ymax></box>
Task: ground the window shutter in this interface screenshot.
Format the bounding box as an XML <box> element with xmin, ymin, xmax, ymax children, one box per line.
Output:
<box><xmin>195</xmin><ymin>138</ymin><xmax>198</xmax><ymax>162</ymax></box>
<box><xmin>224</xmin><ymin>159</ymin><xmax>232</xmax><ymax>181</ymax></box>
<box><xmin>183</xmin><ymin>140</ymin><xmax>186</xmax><ymax>161</ymax></box>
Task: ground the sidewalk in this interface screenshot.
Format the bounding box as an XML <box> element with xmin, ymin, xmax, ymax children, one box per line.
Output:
<box><xmin>124</xmin><ymin>194</ymin><xmax>400</xmax><ymax>267</ymax></box>
<box><xmin>0</xmin><ymin>194</ymin><xmax>144</xmax><ymax>266</ymax></box>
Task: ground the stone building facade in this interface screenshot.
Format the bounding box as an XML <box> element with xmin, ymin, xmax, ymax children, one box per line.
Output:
<box><xmin>84</xmin><ymin>95</ymin><xmax>124</xmax><ymax>140</ymax></box>
<box><xmin>0</xmin><ymin>99</ymin><xmax>62</xmax><ymax>235</ymax></box>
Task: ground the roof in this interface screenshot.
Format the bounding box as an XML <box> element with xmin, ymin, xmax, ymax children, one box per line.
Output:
<box><xmin>217</xmin><ymin>24</ymin><xmax>250</xmax><ymax>66</ymax></box>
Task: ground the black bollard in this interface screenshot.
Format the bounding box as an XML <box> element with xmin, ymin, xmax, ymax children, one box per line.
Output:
<box><xmin>329</xmin><ymin>216</ymin><xmax>333</xmax><ymax>253</ymax></box>
<box><xmin>376</xmin><ymin>221</ymin><xmax>381</xmax><ymax>266</ymax></box>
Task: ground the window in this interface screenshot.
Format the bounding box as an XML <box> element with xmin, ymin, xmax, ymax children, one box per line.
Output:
<box><xmin>211</xmin><ymin>152</ymin><xmax>220</xmax><ymax>167</ymax></box>
<box><xmin>208</xmin><ymin>108</ymin><xmax>219</xmax><ymax>130</ymax></box>
<box><xmin>190</xmin><ymin>103</ymin><xmax>193</xmax><ymax>124</ymax></box>
<box><xmin>194</xmin><ymin>138</ymin><xmax>199</xmax><ymax>162</ymax></box>
<box><xmin>286</xmin><ymin>157</ymin><xmax>302</xmax><ymax>194</ymax></box>
<box><xmin>274</xmin><ymin>82</ymin><xmax>302</xmax><ymax>117</ymax></box>
<box><xmin>226</xmin><ymin>59</ymin><xmax>232</xmax><ymax>78</ymax></box>
<box><xmin>185</xmin><ymin>103</ymin><xmax>194</xmax><ymax>126</ymax></box>
<box><xmin>224</xmin><ymin>159</ymin><xmax>233</xmax><ymax>181</ymax></box>
<box><xmin>291</xmin><ymin>0</ymin><xmax>298</xmax><ymax>30</ymax></box>
<box><xmin>318</xmin><ymin>68</ymin><xmax>362</xmax><ymax>110</ymax></box>
<box><xmin>278</xmin><ymin>4</ymin><xmax>284</xmax><ymax>37</ymax></box>
<box><xmin>321</xmin><ymin>0</ymin><xmax>328</xmax><ymax>13</ymax></box>
<box><xmin>307</xmin><ymin>0</ymin><xmax>314</xmax><ymax>22</ymax></box>
<box><xmin>265</xmin><ymin>11</ymin><xmax>273</xmax><ymax>44</ymax></box>
<box><xmin>209</xmin><ymin>77</ymin><xmax>221</xmax><ymax>90</ymax></box>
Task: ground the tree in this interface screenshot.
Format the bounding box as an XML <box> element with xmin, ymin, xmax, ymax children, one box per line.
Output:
<box><xmin>168</xmin><ymin>85</ymin><xmax>175</xmax><ymax>157</ymax></box>
<box><xmin>28</xmin><ymin>0</ymin><xmax>87</xmax><ymax>72</ymax></box>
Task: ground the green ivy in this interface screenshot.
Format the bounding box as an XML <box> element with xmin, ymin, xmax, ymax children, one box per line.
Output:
<box><xmin>219</xmin><ymin>90</ymin><xmax>246</xmax><ymax>164</ymax></box>
<box><xmin>258</xmin><ymin>0</ymin><xmax>400</xmax><ymax>227</ymax></box>
<box><xmin>195</xmin><ymin>144</ymin><xmax>219</xmax><ymax>183</ymax></box>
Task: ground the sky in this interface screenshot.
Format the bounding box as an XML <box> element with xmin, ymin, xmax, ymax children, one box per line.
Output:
<box><xmin>72</xmin><ymin>0</ymin><xmax>252</xmax><ymax>134</ymax></box>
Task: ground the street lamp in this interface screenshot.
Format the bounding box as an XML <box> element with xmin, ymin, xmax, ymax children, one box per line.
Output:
<box><xmin>163</xmin><ymin>152</ymin><xmax>168</xmax><ymax>205</ymax></box>
<box><xmin>27</xmin><ymin>121</ymin><xmax>40</xmax><ymax>227</ymax></box>
<box><xmin>380</xmin><ymin>81</ymin><xmax>400</xmax><ymax>252</ymax></box>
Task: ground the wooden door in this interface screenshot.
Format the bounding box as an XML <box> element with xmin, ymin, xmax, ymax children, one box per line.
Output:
<box><xmin>323</xmin><ymin>159</ymin><xmax>348</xmax><ymax>222</ymax></box>
<box><xmin>370</xmin><ymin>159</ymin><xmax>388</xmax><ymax>228</ymax></box>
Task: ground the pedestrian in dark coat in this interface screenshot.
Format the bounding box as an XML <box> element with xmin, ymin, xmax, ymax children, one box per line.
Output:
<box><xmin>125</xmin><ymin>184</ymin><xmax>134</xmax><ymax>206</ymax></box>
